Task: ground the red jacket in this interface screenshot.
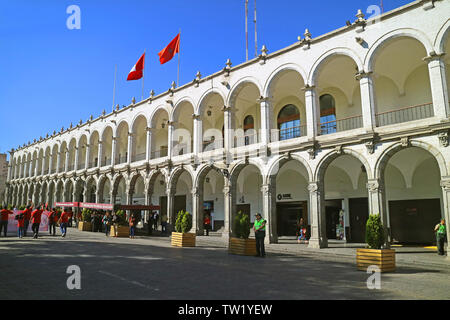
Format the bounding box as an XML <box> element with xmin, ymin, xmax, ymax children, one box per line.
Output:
<box><xmin>0</xmin><ymin>209</ymin><xmax>13</xmax><ymax>221</ymax></box>
<box><xmin>17</xmin><ymin>215</ymin><xmax>25</xmax><ymax>228</ymax></box>
<box><xmin>47</xmin><ymin>211</ymin><xmax>57</xmax><ymax>223</ymax></box>
<box><xmin>60</xmin><ymin>211</ymin><xmax>70</xmax><ymax>223</ymax></box>
<box><xmin>23</xmin><ymin>208</ymin><xmax>32</xmax><ymax>221</ymax></box>
<box><xmin>31</xmin><ymin>209</ymin><xmax>43</xmax><ymax>224</ymax></box>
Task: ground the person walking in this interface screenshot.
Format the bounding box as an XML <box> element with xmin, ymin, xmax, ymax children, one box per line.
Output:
<box><xmin>253</xmin><ymin>213</ymin><xmax>266</xmax><ymax>258</ymax></box>
<box><xmin>102</xmin><ymin>211</ymin><xmax>112</xmax><ymax>236</ymax></box>
<box><xmin>147</xmin><ymin>211</ymin><xmax>153</xmax><ymax>236</ymax></box>
<box><xmin>153</xmin><ymin>211</ymin><xmax>159</xmax><ymax>231</ymax></box>
<box><xmin>161</xmin><ymin>214</ymin><xmax>168</xmax><ymax>235</ymax></box>
<box><xmin>16</xmin><ymin>211</ymin><xmax>25</xmax><ymax>238</ymax></box>
<box><xmin>0</xmin><ymin>206</ymin><xmax>14</xmax><ymax>237</ymax></box>
<box><xmin>59</xmin><ymin>209</ymin><xmax>71</xmax><ymax>237</ymax></box>
<box><xmin>48</xmin><ymin>208</ymin><xmax>57</xmax><ymax>236</ymax></box>
<box><xmin>111</xmin><ymin>212</ymin><xmax>119</xmax><ymax>237</ymax></box>
<box><xmin>23</xmin><ymin>205</ymin><xmax>32</xmax><ymax>237</ymax></box>
<box><xmin>30</xmin><ymin>205</ymin><xmax>44</xmax><ymax>239</ymax></box>
<box><xmin>434</xmin><ymin>219</ymin><xmax>447</xmax><ymax>256</ymax></box>
<box><xmin>204</xmin><ymin>214</ymin><xmax>211</xmax><ymax>236</ymax></box>
<box><xmin>129</xmin><ymin>212</ymin><xmax>137</xmax><ymax>239</ymax></box>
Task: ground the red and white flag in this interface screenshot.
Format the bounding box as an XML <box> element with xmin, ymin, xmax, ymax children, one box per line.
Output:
<box><xmin>127</xmin><ymin>53</ymin><xmax>145</xmax><ymax>81</ymax></box>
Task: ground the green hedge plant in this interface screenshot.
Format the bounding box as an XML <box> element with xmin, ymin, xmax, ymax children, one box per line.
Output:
<box><xmin>240</xmin><ymin>214</ymin><xmax>251</xmax><ymax>239</ymax></box>
<box><xmin>181</xmin><ymin>211</ymin><xmax>192</xmax><ymax>233</ymax></box>
<box><xmin>233</xmin><ymin>211</ymin><xmax>243</xmax><ymax>238</ymax></box>
<box><xmin>81</xmin><ymin>209</ymin><xmax>91</xmax><ymax>222</ymax></box>
<box><xmin>175</xmin><ymin>210</ymin><xmax>184</xmax><ymax>233</ymax></box>
<box><xmin>365</xmin><ymin>214</ymin><xmax>385</xmax><ymax>249</ymax></box>
<box><xmin>115</xmin><ymin>210</ymin><xmax>127</xmax><ymax>226</ymax></box>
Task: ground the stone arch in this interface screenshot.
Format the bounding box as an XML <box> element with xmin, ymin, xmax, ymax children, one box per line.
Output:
<box><xmin>168</xmin><ymin>165</ymin><xmax>195</xmax><ymax>192</ymax></box>
<box><xmin>196</xmin><ymin>88</ymin><xmax>227</xmax><ymax>115</ymax></box>
<box><xmin>315</xmin><ymin>148</ymin><xmax>372</xmax><ymax>182</ymax></box>
<box><xmin>170</xmin><ymin>97</ymin><xmax>196</xmax><ymax>122</ymax></box>
<box><xmin>364</xmin><ymin>28</ymin><xmax>434</xmax><ymax>72</ymax></box>
<box><xmin>129</xmin><ymin>171</ymin><xmax>146</xmax><ymax>195</ymax></box>
<box><xmin>264</xmin><ymin>63</ymin><xmax>308</xmax><ymax>98</ymax></box>
<box><xmin>226</xmin><ymin>77</ymin><xmax>263</xmax><ymax>108</ymax></box>
<box><xmin>265</xmin><ymin>153</ymin><xmax>313</xmax><ymax>185</ymax></box>
<box><xmin>374</xmin><ymin>140</ymin><xmax>448</xmax><ymax>181</ymax></box>
<box><xmin>309</xmin><ymin>47</ymin><xmax>364</xmax><ymax>85</ymax></box>
<box><xmin>150</xmin><ymin>105</ymin><xmax>170</xmax><ymax>128</ymax></box>
<box><xmin>435</xmin><ymin>19</ymin><xmax>450</xmax><ymax>54</ymax></box>
<box><xmin>131</xmin><ymin>112</ymin><xmax>150</xmax><ymax>130</ymax></box>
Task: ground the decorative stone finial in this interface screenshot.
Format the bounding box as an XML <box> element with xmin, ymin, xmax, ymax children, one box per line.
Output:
<box><xmin>102</xmin><ymin>109</ymin><xmax>106</xmax><ymax>116</ymax></box>
<box><xmin>90</xmin><ymin>115</ymin><xmax>93</xmax><ymax>121</ymax></box>
<box><xmin>196</xmin><ymin>71</ymin><xmax>202</xmax><ymax>80</ymax></box>
<box><xmin>304</xmin><ymin>29</ymin><xmax>312</xmax><ymax>41</ymax></box>
<box><xmin>150</xmin><ymin>90</ymin><xmax>155</xmax><ymax>98</ymax></box>
<box><xmin>356</xmin><ymin>9</ymin><xmax>365</xmax><ymax>22</ymax></box>
<box><xmin>70</xmin><ymin>122</ymin><xmax>73</xmax><ymax>129</ymax></box>
<box><xmin>61</xmin><ymin>127</ymin><xmax>64</xmax><ymax>133</ymax></box>
<box><xmin>131</xmin><ymin>97</ymin><xmax>136</xmax><ymax>105</ymax></box>
<box><xmin>116</xmin><ymin>104</ymin><xmax>120</xmax><ymax>111</ymax></box>
<box><xmin>259</xmin><ymin>45</ymin><xmax>268</xmax><ymax>65</ymax></box>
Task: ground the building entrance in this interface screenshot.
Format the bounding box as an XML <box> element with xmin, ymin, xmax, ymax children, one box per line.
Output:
<box><xmin>276</xmin><ymin>202</ymin><xmax>307</xmax><ymax>237</ymax></box>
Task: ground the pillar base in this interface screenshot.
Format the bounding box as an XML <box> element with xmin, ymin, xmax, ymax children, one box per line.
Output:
<box><xmin>308</xmin><ymin>238</ymin><xmax>328</xmax><ymax>249</ymax></box>
<box><xmin>221</xmin><ymin>231</ymin><xmax>231</xmax><ymax>241</ymax></box>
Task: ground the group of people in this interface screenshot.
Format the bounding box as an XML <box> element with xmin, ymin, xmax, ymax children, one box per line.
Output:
<box><xmin>0</xmin><ymin>204</ymin><xmax>73</xmax><ymax>239</ymax></box>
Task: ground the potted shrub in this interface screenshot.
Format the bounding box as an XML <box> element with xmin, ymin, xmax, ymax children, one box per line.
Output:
<box><xmin>78</xmin><ymin>209</ymin><xmax>92</xmax><ymax>231</ymax></box>
<box><xmin>110</xmin><ymin>210</ymin><xmax>129</xmax><ymax>237</ymax></box>
<box><xmin>357</xmin><ymin>214</ymin><xmax>395</xmax><ymax>272</ymax></box>
<box><xmin>171</xmin><ymin>210</ymin><xmax>196</xmax><ymax>247</ymax></box>
<box><xmin>228</xmin><ymin>211</ymin><xmax>257</xmax><ymax>256</ymax></box>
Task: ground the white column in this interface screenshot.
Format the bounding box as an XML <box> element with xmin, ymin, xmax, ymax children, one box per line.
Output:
<box><xmin>304</xmin><ymin>85</ymin><xmax>319</xmax><ymax>138</ymax></box>
<box><xmin>439</xmin><ymin>177</ymin><xmax>450</xmax><ymax>261</ymax></box>
<box><xmin>111</xmin><ymin>137</ymin><xmax>117</xmax><ymax>166</ymax></box>
<box><xmin>146</xmin><ymin>128</ymin><xmax>152</xmax><ymax>161</ymax></box>
<box><xmin>48</xmin><ymin>154</ymin><xmax>53</xmax><ymax>175</ymax></box>
<box><xmin>74</xmin><ymin>147</ymin><xmax>79</xmax><ymax>171</ymax></box>
<box><xmin>97</xmin><ymin>141</ymin><xmax>103</xmax><ymax>168</ymax></box>
<box><xmin>367</xmin><ymin>178</ymin><xmax>390</xmax><ymax>248</ymax></box>
<box><xmin>357</xmin><ymin>72</ymin><xmax>376</xmax><ymax>129</ymax></box>
<box><xmin>28</xmin><ymin>160</ymin><xmax>33</xmax><ymax>177</ymax></box>
<box><xmin>191</xmin><ymin>187</ymin><xmax>203</xmax><ymax>235</ymax></box>
<box><xmin>56</xmin><ymin>151</ymin><xmax>61</xmax><ymax>173</ymax></box>
<box><xmin>193</xmin><ymin>115</ymin><xmax>202</xmax><ymax>155</ymax></box>
<box><xmin>261</xmin><ymin>183</ymin><xmax>277</xmax><ymax>244</ymax></box>
<box><xmin>223</xmin><ymin>106</ymin><xmax>233</xmax><ymax>150</ymax></box>
<box><xmin>64</xmin><ymin>149</ymin><xmax>70</xmax><ymax>172</ymax></box>
<box><xmin>259</xmin><ymin>97</ymin><xmax>271</xmax><ymax>145</ymax></box>
<box><xmin>425</xmin><ymin>54</ymin><xmax>450</xmax><ymax>118</ymax></box>
<box><xmin>167</xmin><ymin>122</ymin><xmax>174</xmax><ymax>158</ymax></box>
<box><xmin>127</xmin><ymin>133</ymin><xmax>133</xmax><ymax>164</ymax></box>
<box><xmin>222</xmin><ymin>182</ymin><xmax>233</xmax><ymax>240</ymax></box>
<box><xmin>308</xmin><ymin>181</ymin><xmax>328</xmax><ymax>249</ymax></box>
<box><xmin>85</xmin><ymin>144</ymin><xmax>90</xmax><ymax>169</ymax></box>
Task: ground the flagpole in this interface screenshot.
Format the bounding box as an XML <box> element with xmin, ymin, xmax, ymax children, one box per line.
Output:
<box><xmin>177</xmin><ymin>30</ymin><xmax>181</xmax><ymax>87</ymax></box>
<box><xmin>142</xmin><ymin>49</ymin><xmax>146</xmax><ymax>101</ymax></box>
<box><xmin>112</xmin><ymin>64</ymin><xmax>117</xmax><ymax>110</ymax></box>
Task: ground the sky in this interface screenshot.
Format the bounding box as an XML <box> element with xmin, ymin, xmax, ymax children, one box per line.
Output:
<box><xmin>0</xmin><ymin>0</ymin><xmax>413</xmax><ymax>159</ymax></box>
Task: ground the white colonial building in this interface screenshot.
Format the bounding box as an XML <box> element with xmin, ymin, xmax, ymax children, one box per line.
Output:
<box><xmin>5</xmin><ymin>0</ymin><xmax>450</xmax><ymax>248</ymax></box>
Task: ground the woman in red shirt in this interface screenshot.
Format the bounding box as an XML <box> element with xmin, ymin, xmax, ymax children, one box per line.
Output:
<box><xmin>59</xmin><ymin>210</ymin><xmax>70</xmax><ymax>238</ymax></box>
<box><xmin>129</xmin><ymin>212</ymin><xmax>137</xmax><ymax>239</ymax></box>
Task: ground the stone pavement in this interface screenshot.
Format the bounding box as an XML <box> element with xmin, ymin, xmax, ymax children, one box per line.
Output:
<box><xmin>192</xmin><ymin>233</ymin><xmax>450</xmax><ymax>271</ymax></box>
<box><xmin>1</xmin><ymin>227</ymin><xmax>449</xmax><ymax>300</ymax></box>
<box><xmin>137</xmin><ymin>228</ymin><xmax>450</xmax><ymax>270</ymax></box>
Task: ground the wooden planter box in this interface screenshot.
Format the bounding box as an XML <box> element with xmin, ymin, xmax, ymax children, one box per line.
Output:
<box><xmin>228</xmin><ymin>237</ymin><xmax>257</xmax><ymax>256</ymax></box>
<box><xmin>171</xmin><ymin>232</ymin><xmax>196</xmax><ymax>247</ymax></box>
<box><xmin>357</xmin><ymin>248</ymin><xmax>396</xmax><ymax>272</ymax></box>
<box><xmin>78</xmin><ymin>222</ymin><xmax>92</xmax><ymax>231</ymax></box>
<box><xmin>110</xmin><ymin>225</ymin><xmax>129</xmax><ymax>237</ymax></box>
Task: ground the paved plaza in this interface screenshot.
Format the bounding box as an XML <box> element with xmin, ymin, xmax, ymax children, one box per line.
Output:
<box><xmin>0</xmin><ymin>228</ymin><xmax>449</xmax><ymax>300</ymax></box>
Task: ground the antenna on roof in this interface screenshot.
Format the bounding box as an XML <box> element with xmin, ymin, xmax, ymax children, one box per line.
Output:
<box><xmin>254</xmin><ymin>0</ymin><xmax>258</xmax><ymax>58</ymax></box>
<box><xmin>245</xmin><ymin>0</ymin><xmax>249</xmax><ymax>61</ymax></box>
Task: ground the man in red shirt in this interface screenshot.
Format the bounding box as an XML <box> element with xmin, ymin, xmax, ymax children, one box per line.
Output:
<box><xmin>22</xmin><ymin>205</ymin><xmax>33</xmax><ymax>237</ymax></box>
<box><xmin>0</xmin><ymin>206</ymin><xmax>14</xmax><ymax>237</ymax></box>
<box><xmin>59</xmin><ymin>209</ymin><xmax>70</xmax><ymax>237</ymax></box>
<box><xmin>31</xmin><ymin>205</ymin><xmax>44</xmax><ymax>239</ymax></box>
<box><xmin>48</xmin><ymin>208</ymin><xmax>57</xmax><ymax>236</ymax></box>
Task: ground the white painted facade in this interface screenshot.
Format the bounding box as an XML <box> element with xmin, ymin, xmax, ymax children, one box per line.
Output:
<box><xmin>5</xmin><ymin>0</ymin><xmax>450</xmax><ymax>249</ymax></box>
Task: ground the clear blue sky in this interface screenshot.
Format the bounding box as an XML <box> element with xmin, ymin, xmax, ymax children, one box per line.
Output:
<box><xmin>0</xmin><ymin>0</ymin><xmax>412</xmax><ymax>159</ymax></box>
